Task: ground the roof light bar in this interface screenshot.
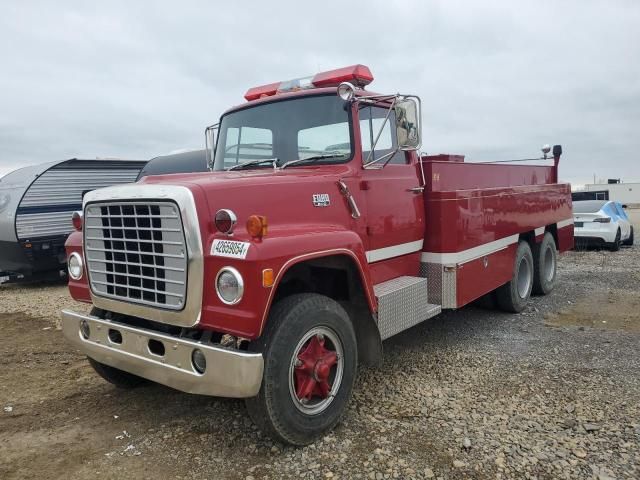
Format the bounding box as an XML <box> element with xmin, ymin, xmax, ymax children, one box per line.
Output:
<box><xmin>244</xmin><ymin>64</ymin><xmax>374</xmax><ymax>101</ymax></box>
<box><xmin>312</xmin><ymin>64</ymin><xmax>373</xmax><ymax>88</ymax></box>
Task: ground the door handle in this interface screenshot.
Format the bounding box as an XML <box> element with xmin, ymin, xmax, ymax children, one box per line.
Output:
<box><xmin>407</xmin><ymin>186</ymin><xmax>424</xmax><ymax>194</ymax></box>
<box><xmin>337</xmin><ymin>179</ymin><xmax>361</xmax><ymax>219</ymax></box>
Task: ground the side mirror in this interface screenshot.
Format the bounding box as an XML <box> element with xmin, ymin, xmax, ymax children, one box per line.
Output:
<box><xmin>622</xmin><ymin>204</ymin><xmax>628</xmax><ymax>209</ymax></box>
<box><xmin>205</xmin><ymin>123</ymin><xmax>219</xmax><ymax>170</ymax></box>
<box><xmin>395</xmin><ymin>98</ymin><xmax>421</xmax><ymax>150</ymax></box>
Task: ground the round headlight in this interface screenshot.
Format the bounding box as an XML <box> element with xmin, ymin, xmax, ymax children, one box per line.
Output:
<box><xmin>215</xmin><ymin>267</ymin><xmax>244</xmax><ymax>305</ymax></box>
<box><xmin>68</xmin><ymin>252</ymin><xmax>83</xmax><ymax>280</ymax></box>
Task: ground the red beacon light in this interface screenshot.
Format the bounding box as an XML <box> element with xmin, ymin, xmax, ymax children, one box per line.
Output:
<box><xmin>244</xmin><ymin>64</ymin><xmax>374</xmax><ymax>101</ymax></box>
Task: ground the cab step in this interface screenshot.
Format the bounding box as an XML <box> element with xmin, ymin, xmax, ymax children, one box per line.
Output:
<box><xmin>373</xmin><ymin>276</ymin><xmax>442</xmax><ymax>340</ymax></box>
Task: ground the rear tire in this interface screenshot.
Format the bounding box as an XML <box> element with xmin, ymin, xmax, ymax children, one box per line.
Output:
<box><xmin>497</xmin><ymin>241</ymin><xmax>534</xmax><ymax>313</ymax></box>
<box><xmin>245</xmin><ymin>293</ymin><xmax>357</xmax><ymax>446</ymax></box>
<box><xmin>532</xmin><ymin>232</ymin><xmax>557</xmax><ymax>295</ymax></box>
<box><xmin>86</xmin><ymin>307</ymin><xmax>148</xmax><ymax>389</ymax></box>
<box><xmin>623</xmin><ymin>226</ymin><xmax>634</xmax><ymax>246</ymax></box>
<box><xmin>609</xmin><ymin>229</ymin><xmax>621</xmax><ymax>251</ymax></box>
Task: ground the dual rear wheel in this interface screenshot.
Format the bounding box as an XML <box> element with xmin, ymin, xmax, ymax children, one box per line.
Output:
<box><xmin>496</xmin><ymin>232</ymin><xmax>557</xmax><ymax>312</ymax></box>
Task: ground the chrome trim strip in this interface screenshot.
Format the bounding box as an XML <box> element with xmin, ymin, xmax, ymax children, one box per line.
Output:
<box><xmin>422</xmin><ymin>234</ymin><xmax>519</xmax><ymax>265</ymax></box>
<box><xmin>422</xmin><ymin>218</ymin><xmax>575</xmax><ymax>265</ymax></box>
<box><xmin>366</xmin><ymin>239</ymin><xmax>424</xmax><ymax>263</ymax></box>
<box><xmin>83</xmin><ymin>184</ymin><xmax>204</xmax><ymax>327</ymax></box>
<box><xmin>61</xmin><ymin>309</ymin><xmax>263</xmax><ymax>398</ymax></box>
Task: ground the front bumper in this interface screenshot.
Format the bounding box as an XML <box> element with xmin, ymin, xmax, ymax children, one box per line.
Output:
<box><xmin>61</xmin><ymin>310</ymin><xmax>264</xmax><ymax>398</ymax></box>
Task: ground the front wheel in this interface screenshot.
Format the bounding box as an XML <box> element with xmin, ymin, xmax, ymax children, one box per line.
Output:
<box><xmin>245</xmin><ymin>293</ymin><xmax>357</xmax><ymax>446</ymax></box>
<box><xmin>86</xmin><ymin>307</ymin><xmax>148</xmax><ymax>388</ymax></box>
<box><xmin>87</xmin><ymin>357</ymin><xmax>148</xmax><ymax>389</ymax></box>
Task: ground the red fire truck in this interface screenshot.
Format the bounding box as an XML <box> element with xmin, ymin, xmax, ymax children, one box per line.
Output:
<box><xmin>62</xmin><ymin>65</ymin><xmax>574</xmax><ymax>445</ymax></box>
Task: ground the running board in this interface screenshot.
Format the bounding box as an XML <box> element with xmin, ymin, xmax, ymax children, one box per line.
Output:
<box><xmin>373</xmin><ymin>276</ymin><xmax>442</xmax><ymax>340</ymax></box>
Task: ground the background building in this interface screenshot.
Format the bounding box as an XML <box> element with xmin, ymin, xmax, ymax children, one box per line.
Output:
<box><xmin>573</xmin><ymin>180</ymin><xmax>640</xmax><ymax>207</ymax></box>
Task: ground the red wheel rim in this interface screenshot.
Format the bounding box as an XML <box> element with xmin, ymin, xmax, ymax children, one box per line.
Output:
<box><xmin>288</xmin><ymin>327</ymin><xmax>344</xmax><ymax>415</ymax></box>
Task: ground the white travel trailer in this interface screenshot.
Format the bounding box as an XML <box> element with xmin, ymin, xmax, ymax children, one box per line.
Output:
<box><xmin>0</xmin><ymin>158</ymin><xmax>147</xmax><ymax>283</ymax></box>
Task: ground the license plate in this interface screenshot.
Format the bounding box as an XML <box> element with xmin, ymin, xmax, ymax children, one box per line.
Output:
<box><xmin>574</xmin><ymin>222</ymin><xmax>583</xmax><ymax>228</ymax></box>
<box><xmin>211</xmin><ymin>239</ymin><xmax>250</xmax><ymax>259</ymax></box>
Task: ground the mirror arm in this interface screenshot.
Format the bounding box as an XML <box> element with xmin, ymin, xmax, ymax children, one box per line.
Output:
<box><xmin>204</xmin><ymin>123</ymin><xmax>219</xmax><ymax>171</ymax></box>
<box><xmin>363</xmin><ymin>147</ymin><xmax>400</xmax><ymax>169</ymax></box>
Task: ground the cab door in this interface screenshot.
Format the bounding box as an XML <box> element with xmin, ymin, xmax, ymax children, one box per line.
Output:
<box><xmin>358</xmin><ymin>105</ymin><xmax>425</xmax><ymax>264</ymax></box>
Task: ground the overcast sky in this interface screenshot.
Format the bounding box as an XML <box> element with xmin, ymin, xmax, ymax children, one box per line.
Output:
<box><xmin>1</xmin><ymin>0</ymin><xmax>638</xmax><ymax>186</ymax></box>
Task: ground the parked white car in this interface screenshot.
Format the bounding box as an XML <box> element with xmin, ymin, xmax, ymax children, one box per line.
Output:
<box><xmin>573</xmin><ymin>200</ymin><xmax>634</xmax><ymax>251</ymax></box>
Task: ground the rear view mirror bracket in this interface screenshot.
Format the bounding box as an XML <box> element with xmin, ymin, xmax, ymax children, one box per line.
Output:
<box><xmin>205</xmin><ymin>123</ymin><xmax>219</xmax><ymax>171</ymax></box>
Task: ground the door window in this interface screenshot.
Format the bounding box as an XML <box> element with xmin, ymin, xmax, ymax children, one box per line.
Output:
<box><xmin>359</xmin><ymin>106</ymin><xmax>406</xmax><ymax>164</ymax></box>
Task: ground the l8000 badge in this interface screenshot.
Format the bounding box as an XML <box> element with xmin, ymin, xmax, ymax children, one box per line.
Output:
<box><xmin>211</xmin><ymin>239</ymin><xmax>250</xmax><ymax>259</ymax></box>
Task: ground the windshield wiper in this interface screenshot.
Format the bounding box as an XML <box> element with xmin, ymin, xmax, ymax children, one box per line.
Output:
<box><xmin>280</xmin><ymin>153</ymin><xmax>347</xmax><ymax>169</ymax></box>
<box><xmin>226</xmin><ymin>158</ymin><xmax>279</xmax><ymax>171</ymax></box>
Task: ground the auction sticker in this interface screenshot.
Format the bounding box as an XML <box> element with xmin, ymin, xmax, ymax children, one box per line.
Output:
<box><xmin>211</xmin><ymin>239</ymin><xmax>250</xmax><ymax>259</ymax></box>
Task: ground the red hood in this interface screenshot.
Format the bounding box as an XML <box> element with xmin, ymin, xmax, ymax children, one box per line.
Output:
<box><xmin>139</xmin><ymin>164</ymin><xmax>352</xmax><ymax>190</ymax></box>
<box><xmin>138</xmin><ymin>164</ymin><xmax>358</xmax><ymax>238</ymax></box>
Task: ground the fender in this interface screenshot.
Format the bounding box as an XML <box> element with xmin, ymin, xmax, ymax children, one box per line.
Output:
<box><xmin>259</xmin><ymin>245</ymin><xmax>377</xmax><ymax>335</ymax></box>
<box><xmin>65</xmin><ymin>230</ymin><xmax>92</xmax><ymax>303</ymax></box>
<box><xmin>201</xmin><ymin>227</ymin><xmax>375</xmax><ymax>338</ymax></box>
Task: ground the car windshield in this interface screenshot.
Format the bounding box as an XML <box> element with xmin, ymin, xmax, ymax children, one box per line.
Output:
<box><xmin>213</xmin><ymin>95</ymin><xmax>352</xmax><ymax>171</ymax></box>
<box><xmin>573</xmin><ymin>200</ymin><xmax>607</xmax><ymax>213</ymax></box>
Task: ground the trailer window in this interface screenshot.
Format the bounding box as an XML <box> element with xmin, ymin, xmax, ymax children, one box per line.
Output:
<box><xmin>359</xmin><ymin>106</ymin><xmax>406</xmax><ymax>165</ymax></box>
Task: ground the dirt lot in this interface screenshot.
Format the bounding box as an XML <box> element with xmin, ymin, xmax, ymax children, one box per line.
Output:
<box><xmin>1</xmin><ymin>230</ymin><xmax>639</xmax><ymax>479</ymax></box>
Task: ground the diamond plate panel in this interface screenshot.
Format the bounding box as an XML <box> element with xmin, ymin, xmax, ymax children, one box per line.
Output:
<box><xmin>420</xmin><ymin>262</ymin><xmax>457</xmax><ymax>309</ymax></box>
<box><xmin>374</xmin><ymin>276</ymin><xmax>441</xmax><ymax>340</ymax></box>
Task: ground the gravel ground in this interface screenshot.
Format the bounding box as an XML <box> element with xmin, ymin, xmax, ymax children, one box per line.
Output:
<box><xmin>1</xmin><ymin>232</ymin><xmax>639</xmax><ymax>479</ymax></box>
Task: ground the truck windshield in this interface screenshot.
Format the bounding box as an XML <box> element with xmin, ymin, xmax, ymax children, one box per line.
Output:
<box><xmin>213</xmin><ymin>95</ymin><xmax>352</xmax><ymax>171</ymax></box>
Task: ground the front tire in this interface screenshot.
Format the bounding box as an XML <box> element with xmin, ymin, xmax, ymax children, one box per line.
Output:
<box><xmin>87</xmin><ymin>357</ymin><xmax>148</xmax><ymax>389</ymax></box>
<box><xmin>532</xmin><ymin>232</ymin><xmax>557</xmax><ymax>295</ymax></box>
<box><xmin>497</xmin><ymin>241</ymin><xmax>534</xmax><ymax>313</ymax></box>
<box><xmin>86</xmin><ymin>307</ymin><xmax>148</xmax><ymax>389</ymax></box>
<box><xmin>245</xmin><ymin>293</ymin><xmax>357</xmax><ymax>446</ymax></box>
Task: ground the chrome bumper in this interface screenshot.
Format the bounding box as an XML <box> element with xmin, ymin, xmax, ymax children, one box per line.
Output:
<box><xmin>61</xmin><ymin>309</ymin><xmax>264</xmax><ymax>398</ymax></box>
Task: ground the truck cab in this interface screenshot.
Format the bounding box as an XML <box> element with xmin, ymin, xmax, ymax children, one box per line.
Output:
<box><xmin>62</xmin><ymin>65</ymin><xmax>573</xmax><ymax>445</ymax></box>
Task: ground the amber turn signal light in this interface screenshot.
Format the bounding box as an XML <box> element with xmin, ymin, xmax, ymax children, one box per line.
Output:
<box><xmin>262</xmin><ymin>268</ymin><xmax>274</xmax><ymax>288</ymax></box>
<box><xmin>246</xmin><ymin>215</ymin><xmax>267</xmax><ymax>238</ymax></box>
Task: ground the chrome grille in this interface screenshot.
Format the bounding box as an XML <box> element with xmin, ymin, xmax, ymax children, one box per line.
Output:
<box><xmin>84</xmin><ymin>202</ymin><xmax>188</xmax><ymax>310</ymax></box>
